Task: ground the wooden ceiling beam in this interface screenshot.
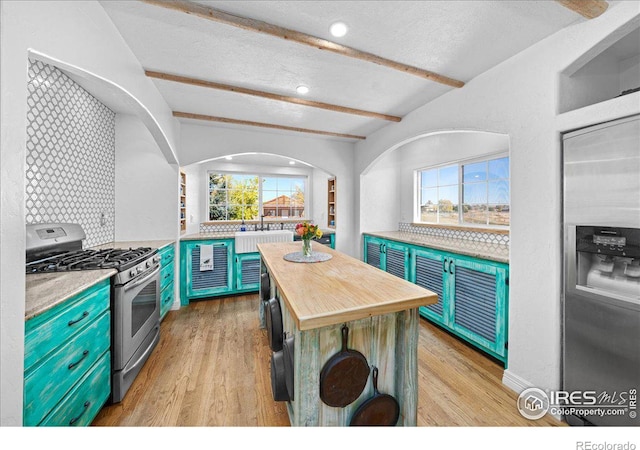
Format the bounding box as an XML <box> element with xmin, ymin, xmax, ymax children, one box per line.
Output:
<box><xmin>555</xmin><ymin>0</ymin><xmax>608</xmax><ymax>19</ymax></box>
<box><xmin>146</xmin><ymin>70</ymin><xmax>402</xmax><ymax>122</ymax></box>
<box><xmin>140</xmin><ymin>0</ymin><xmax>465</xmax><ymax>88</ymax></box>
<box><xmin>173</xmin><ymin>111</ymin><xmax>366</xmax><ymax>140</ymax></box>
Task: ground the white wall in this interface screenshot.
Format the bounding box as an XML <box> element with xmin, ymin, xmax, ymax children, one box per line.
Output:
<box><xmin>179</xmin><ymin>123</ymin><xmax>356</xmax><ymax>254</ymax></box>
<box><xmin>115</xmin><ymin>114</ymin><xmax>178</xmax><ymax>241</ymax></box>
<box><xmin>354</xmin><ymin>2</ymin><xmax>640</xmax><ymax>396</ymax></box>
<box><xmin>360</xmin><ymin>150</ymin><xmax>400</xmax><ymax>235</ymax></box>
<box><xmin>0</xmin><ymin>1</ymin><xmax>179</xmax><ymax>425</ymax></box>
<box><xmin>620</xmin><ymin>54</ymin><xmax>640</xmax><ymax>92</ymax></box>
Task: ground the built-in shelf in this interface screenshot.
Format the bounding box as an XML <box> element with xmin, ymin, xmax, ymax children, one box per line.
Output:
<box><xmin>559</xmin><ymin>24</ymin><xmax>639</xmax><ymax>114</ymax></box>
<box><xmin>327</xmin><ymin>177</ymin><xmax>336</xmax><ymax>229</ymax></box>
<box><xmin>180</xmin><ymin>169</ymin><xmax>186</xmax><ymax>234</ymax></box>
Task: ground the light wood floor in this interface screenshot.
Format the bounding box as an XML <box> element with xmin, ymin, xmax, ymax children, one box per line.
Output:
<box><xmin>92</xmin><ymin>294</ymin><xmax>563</xmax><ymax>427</ymax></box>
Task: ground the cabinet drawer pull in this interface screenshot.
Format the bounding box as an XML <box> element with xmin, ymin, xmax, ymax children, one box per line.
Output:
<box><xmin>68</xmin><ymin>350</ymin><xmax>89</xmax><ymax>370</ymax></box>
<box><xmin>67</xmin><ymin>311</ymin><xmax>89</xmax><ymax>327</ymax></box>
<box><xmin>443</xmin><ymin>258</ymin><xmax>449</xmax><ymax>273</ymax></box>
<box><xmin>449</xmin><ymin>261</ymin><xmax>454</xmax><ymax>275</ymax></box>
<box><xmin>164</xmin><ymin>272</ymin><xmax>172</xmax><ymax>280</ymax></box>
<box><xmin>163</xmin><ymin>294</ymin><xmax>173</xmax><ymax>305</ymax></box>
<box><xmin>69</xmin><ymin>401</ymin><xmax>91</xmax><ymax>426</ymax></box>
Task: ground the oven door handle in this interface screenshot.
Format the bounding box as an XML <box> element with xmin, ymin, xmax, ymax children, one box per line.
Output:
<box><xmin>124</xmin><ymin>266</ymin><xmax>160</xmax><ymax>292</ymax></box>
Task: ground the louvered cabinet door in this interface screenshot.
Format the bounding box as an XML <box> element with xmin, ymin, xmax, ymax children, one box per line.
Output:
<box><xmin>363</xmin><ymin>236</ymin><xmax>383</xmax><ymax>269</ymax></box>
<box><xmin>449</xmin><ymin>256</ymin><xmax>509</xmax><ymax>362</ymax></box>
<box><xmin>185</xmin><ymin>240</ymin><xmax>234</xmax><ymax>299</ymax></box>
<box><xmin>384</xmin><ymin>241</ymin><xmax>410</xmax><ymax>280</ymax></box>
<box><xmin>235</xmin><ymin>253</ymin><xmax>261</xmax><ymax>291</ymax></box>
<box><xmin>412</xmin><ymin>248</ymin><xmax>448</xmax><ymax>325</ymax></box>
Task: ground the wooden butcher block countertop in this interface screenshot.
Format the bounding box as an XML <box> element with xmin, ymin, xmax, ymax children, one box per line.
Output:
<box><xmin>257</xmin><ymin>241</ymin><xmax>437</xmax><ymax>331</ymax></box>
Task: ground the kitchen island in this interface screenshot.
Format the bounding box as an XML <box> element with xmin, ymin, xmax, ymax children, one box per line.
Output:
<box><xmin>257</xmin><ymin>241</ymin><xmax>437</xmax><ymax>426</ymax></box>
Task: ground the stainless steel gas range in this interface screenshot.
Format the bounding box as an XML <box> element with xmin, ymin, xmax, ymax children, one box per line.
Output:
<box><xmin>26</xmin><ymin>223</ymin><xmax>161</xmax><ymax>403</ymax></box>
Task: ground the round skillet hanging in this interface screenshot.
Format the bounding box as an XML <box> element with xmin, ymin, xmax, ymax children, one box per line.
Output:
<box><xmin>349</xmin><ymin>366</ymin><xmax>400</xmax><ymax>426</ymax></box>
<box><xmin>319</xmin><ymin>324</ymin><xmax>369</xmax><ymax>407</ymax></box>
<box><xmin>265</xmin><ymin>297</ymin><xmax>283</xmax><ymax>352</ymax></box>
<box><xmin>260</xmin><ymin>273</ymin><xmax>270</xmax><ymax>302</ymax></box>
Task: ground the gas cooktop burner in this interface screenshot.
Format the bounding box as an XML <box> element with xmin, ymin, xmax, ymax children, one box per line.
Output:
<box><xmin>26</xmin><ymin>247</ymin><xmax>156</xmax><ymax>274</ymax></box>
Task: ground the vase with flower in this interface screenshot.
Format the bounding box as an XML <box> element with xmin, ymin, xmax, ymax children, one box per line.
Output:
<box><xmin>295</xmin><ymin>221</ymin><xmax>323</xmax><ymax>257</ymax></box>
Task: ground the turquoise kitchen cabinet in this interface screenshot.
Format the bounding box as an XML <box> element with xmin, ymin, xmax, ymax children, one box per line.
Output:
<box><xmin>158</xmin><ymin>244</ymin><xmax>175</xmax><ymax>320</ymax></box>
<box><xmin>24</xmin><ymin>278</ymin><xmax>111</xmax><ymax>426</ymax></box>
<box><xmin>181</xmin><ymin>239</ymin><xmax>234</xmax><ymax>304</ymax></box>
<box><xmin>411</xmin><ymin>248</ymin><xmax>509</xmax><ymax>364</ymax></box>
<box><xmin>445</xmin><ymin>254</ymin><xmax>509</xmax><ymax>363</ymax></box>
<box><xmin>363</xmin><ymin>234</ymin><xmax>410</xmax><ymax>280</ymax></box>
<box><xmin>235</xmin><ymin>252</ymin><xmax>261</xmax><ymax>292</ymax></box>
<box><xmin>364</xmin><ymin>234</ymin><xmax>509</xmax><ymax>365</ymax></box>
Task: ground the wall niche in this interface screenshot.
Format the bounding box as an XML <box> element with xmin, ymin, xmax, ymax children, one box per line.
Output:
<box><xmin>559</xmin><ymin>24</ymin><xmax>639</xmax><ymax>114</ymax></box>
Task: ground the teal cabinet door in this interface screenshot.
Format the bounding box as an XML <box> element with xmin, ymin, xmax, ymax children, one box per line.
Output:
<box><xmin>363</xmin><ymin>235</ymin><xmax>409</xmax><ymax>280</ymax></box>
<box><xmin>160</xmin><ymin>284</ymin><xmax>174</xmax><ymax>319</ymax></box>
<box><xmin>181</xmin><ymin>240</ymin><xmax>234</xmax><ymax>302</ymax></box>
<box><xmin>448</xmin><ymin>255</ymin><xmax>509</xmax><ymax>363</ymax></box>
<box><xmin>235</xmin><ymin>252</ymin><xmax>261</xmax><ymax>291</ymax></box>
<box><xmin>383</xmin><ymin>240</ymin><xmax>410</xmax><ymax>280</ymax></box>
<box><xmin>158</xmin><ymin>244</ymin><xmax>175</xmax><ymax>320</ymax></box>
<box><xmin>411</xmin><ymin>247</ymin><xmax>449</xmax><ymax>326</ymax></box>
<box><xmin>363</xmin><ymin>235</ymin><xmax>385</xmax><ymax>269</ymax></box>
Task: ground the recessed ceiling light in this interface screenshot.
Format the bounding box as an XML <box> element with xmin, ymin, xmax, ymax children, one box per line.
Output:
<box><xmin>289</xmin><ymin>161</ymin><xmax>296</xmax><ymax>165</ymax></box>
<box><xmin>225</xmin><ymin>156</ymin><xmax>233</xmax><ymax>160</ymax></box>
<box><xmin>296</xmin><ymin>85</ymin><xmax>309</xmax><ymax>95</ymax></box>
<box><xmin>329</xmin><ymin>22</ymin><xmax>348</xmax><ymax>37</ymax></box>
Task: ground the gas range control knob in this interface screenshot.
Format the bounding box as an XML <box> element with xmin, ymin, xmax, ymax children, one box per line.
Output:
<box><xmin>153</xmin><ymin>256</ymin><xmax>161</xmax><ymax>263</ymax></box>
<box><xmin>146</xmin><ymin>261</ymin><xmax>151</xmax><ymax>268</ymax></box>
<box><xmin>137</xmin><ymin>266</ymin><xmax>143</xmax><ymax>274</ymax></box>
<box><xmin>129</xmin><ymin>269</ymin><xmax>136</xmax><ymax>277</ymax></box>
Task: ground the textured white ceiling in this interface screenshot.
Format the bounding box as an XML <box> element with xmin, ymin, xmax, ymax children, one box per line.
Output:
<box><xmin>100</xmin><ymin>0</ymin><xmax>585</xmax><ymax>141</ymax></box>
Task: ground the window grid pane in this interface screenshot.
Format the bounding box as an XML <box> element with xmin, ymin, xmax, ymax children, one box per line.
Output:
<box><xmin>418</xmin><ymin>156</ymin><xmax>509</xmax><ymax>227</ymax></box>
<box><xmin>209</xmin><ymin>173</ymin><xmax>306</xmax><ymax>221</ymax></box>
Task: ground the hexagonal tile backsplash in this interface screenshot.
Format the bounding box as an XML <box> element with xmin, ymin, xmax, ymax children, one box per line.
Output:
<box><xmin>25</xmin><ymin>59</ymin><xmax>115</xmax><ymax>248</ymax></box>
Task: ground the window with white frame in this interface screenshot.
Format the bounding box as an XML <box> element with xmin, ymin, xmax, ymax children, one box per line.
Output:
<box><xmin>417</xmin><ymin>155</ymin><xmax>509</xmax><ymax>227</ymax></box>
<box><xmin>208</xmin><ymin>172</ymin><xmax>307</xmax><ymax>221</ymax></box>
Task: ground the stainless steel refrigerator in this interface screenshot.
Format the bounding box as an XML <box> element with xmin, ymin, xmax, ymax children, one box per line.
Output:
<box><xmin>562</xmin><ymin>114</ymin><xmax>640</xmax><ymax>426</ymax></box>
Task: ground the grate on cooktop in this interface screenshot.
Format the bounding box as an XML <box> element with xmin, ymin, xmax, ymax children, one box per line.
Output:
<box><xmin>26</xmin><ymin>247</ymin><xmax>155</xmax><ymax>273</ymax></box>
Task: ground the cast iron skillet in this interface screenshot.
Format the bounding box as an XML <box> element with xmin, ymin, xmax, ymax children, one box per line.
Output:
<box><xmin>260</xmin><ymin>273</ymin><xmax>270</xmax><ymax>302</ymax></box>
<box><xmin>265</xmin><ymin>297</ymin><xmax>283</xmax><ymax>352</ymax></box>
<box><xmin>283</xmin><ymin>334</ymin><xmax>295</xmax><ymax>401</ymax></box>
<box><xmin>319</xmin><ymin>325</ymin><xmax>369</xmax><ymax>407</ymax></box>
<box><xmin>270</xmin><ymin>349</ymin><xmax>289</xmax><ymax>402</ymax></box>
<box><xmin>349</xmin><ymin>366</ymin><xmax>400</xmax><ymax>426</ymax></box>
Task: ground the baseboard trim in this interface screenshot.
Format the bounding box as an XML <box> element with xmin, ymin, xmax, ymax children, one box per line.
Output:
<box><xmin>502</xmin><ymin>369</ymin><xmax>532</xmax><ymax>394</ymax></box>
